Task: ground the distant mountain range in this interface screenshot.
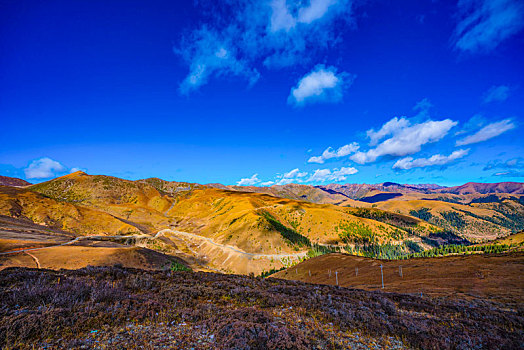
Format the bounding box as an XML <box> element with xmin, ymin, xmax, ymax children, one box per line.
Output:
<box><xmin>207</xmin><ymin>181</ymin><xmax>524</xmax><ymax>203</ymax></box>
<box><xmin>3</xmin><ymin>173</ymin><xmax>522</xmax><ymax>197</ymax></box>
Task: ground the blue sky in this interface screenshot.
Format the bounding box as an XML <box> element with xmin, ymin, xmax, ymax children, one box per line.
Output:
<box><xmin>1</xmin><ymin>0</ymin><xmax>523</xmax><ymax>186</ymax></box>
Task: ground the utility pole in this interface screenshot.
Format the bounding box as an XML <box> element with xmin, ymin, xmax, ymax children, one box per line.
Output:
<box><xmin>335</xmin><ymin>271</ymin><xmax>338</xmax><ymax>286</ymax></box>
<box><xmin>399</xmin><ymin>265</ymin><xmax>402</xmax><ymax>277</ymax></box>
<box><xmin>355</xmin><ymin>267</ymin><xmax>358</xmax><ymax>276</ymax></box>
<box><xmin>308</xmin><ymin>270</ymin><xmax>311</xmax><ymax>277</ymax></box>
<box><xmin>329</xmin><ymin>269</ymin><xmax>331</xmax><ymax>277</ymax></box>
<box><xmin>380</xmin><ymin>264</ymin><xmax>384</xmax><ymax>289</ymax></box>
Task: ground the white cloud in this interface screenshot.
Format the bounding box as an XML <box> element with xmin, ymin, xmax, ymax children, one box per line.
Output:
<box><xmin>307</xmin><ymin>169</ymin><xmax>331</xmax><ymax>182</ymax></box>
<box><xmin>270</xmin><ymin>0</ymin><xmax>339</xmax><ymax>31</ymax></box>
<box><xmin>483</xmin><ymin>85</ymin><xmax>510</xmax><ymax>103</ymax></box>
<box><xmin>453</xmin><ymin>0</ymin><xmax>524</xmax><ymax>53</ymax></box>
<box><xmin>282</xmin><ymin>168</ymin><xmax>308</xmax><ymax>179</ymax></box>
<box><xmin>178</xmin><ymin>0</ymin><xmax>355</xmax><ymax>93</ymax></box>
<box><xmin>298</xmin><ymin>0</ymin><xmax>339</xmax><ymax>24</ymax></box>
<box><xmin>270</xmin><ymin>0</ymin><xmax>296</xmax><ymax>31</ymax></box>
<box><xmin>307</xmin><ymin>156</ymin><xmax>324</xmax><ymax>164</ymax></box>
<box><xmin>456</xmin><ymin>119</ymin><xmax>515</xmax><ymax>146</ymax></box>
<box><xmin>455</xmin><ymin>114</ymin><xmax>487</xmax><ymax>136</ymax></box>
<box><xmin>177</xmin><ymin>28</ymin><xmax>260</xmax><ymax>94</ymax></box>
<box><xmin>493</xmin><ymin>170</ymin><xmax>524</xmax><ymax>177</ymax></box>
<box><xmin>24</xmin><ymin>158</ymin><xmax>66</xmax><ymax>179</ymax></box>
<box><xmin>351</xmin><ymin>118</ymin><xmax>458</xmax><ymax>164</ymax></box>
<box><xmin>260</xmin><ymin>181</ymin><xmax>275</xmax><ymax>186</ymax></box>
<box><xmin>366</xmin><ymin>117</ymin><xmax>410</xmax><ymax>146</ymax></box>
<box><xmin>237</xmin><ymin>173</ymin><xmax>260</xmax><ymax>186</ymax></box>
<box><xmin>288</xmin><ymin>65</ymin><xmax>354</xmax><ymax>106</ymax></box>
<box><xmin>307</xmin><ymin>142</ymin><xmax>359</xmax><ymax>164</ymax></box>
<box><xmin>275</xmin><ymin>168</ymin><xmax>308</xmax><ymax>185</ymax></box>
<box><xmin>393</xmin><ymin>149</ymin><xmax>470</xmax><ymax>170</ymax></box>
<box><xmin>307</xmin><ymin>166</ymin><xmax>358</xmax><ymax>183</ymax></box>
<box><xmin>276</xmin><ymin>178</ymin><xmax>296</xmax><ymax>185</ymax></box>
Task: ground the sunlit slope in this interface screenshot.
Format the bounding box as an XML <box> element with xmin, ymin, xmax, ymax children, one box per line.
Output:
<box><xmin>0</xmin><ymin>186</ymin><xmax>139</xmax><ymax>235</ymax></box>
<box><xmin>13</xmin><ymin>171</ymin><xmax>519</xmax><ymax>274</ymax></box>
<box><xmin>22</xmin><ymin>172</ymin><xmax>450</xmax><ymax>251</ymax></box>
<box><xmin>486</xmin><ymin>231</ymin><xmax>524</xmax><ymax>249</ymax></box>
<box><xmin>208</xmin><ymin>183</ymin><xmax>371</xmax><ymax>206</ymax></box>
<box><xmin>374</xmin><ymin>197</ymin><xmax>524</xmax><ymax>242</ymax></box>
<box><xmin>30</xmin><ymin>171</ymin><xmax>175</xmax><ymax>233</ymax></box>
<box><xmin>165</xmin><ymin>187</ymin><xmax>434</xmax><ymax>254</ymax></box>
<box><xmin>0</xmin><ymin>245</ymin><xmax>179</xmax><ymax>271</ymax></box>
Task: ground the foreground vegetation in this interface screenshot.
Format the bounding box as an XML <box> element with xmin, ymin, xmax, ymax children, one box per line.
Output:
<box><xmin>1</xmin><ymin>266</ymin><xmax>522</xmax><ymax>349</ymax></box>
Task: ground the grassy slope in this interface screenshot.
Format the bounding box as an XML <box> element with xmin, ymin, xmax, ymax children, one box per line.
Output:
<box><xmin>0</xmin><ymin>245</ymin><xmax>180</xmax><ymax>271</ymax></box>
<box><xmin>1</xmin><ymin>172</ymin><xmax>440</xmax><ymax>274</ymax></box>
<box><xmin>374</xmin><ymin>197</ymin><xmax>523</xmax><ymax>242</ymax></box>
<box><xmin>7</xmin><ymin>172</ymin><xmax>521</xmax><ymax>274</ymax></box>
<box><xmin>273</xmin><ymin>252</ymin><xmax>524</xmax><ymax>305</ymax></box>
<box><xmin>29</xmin><ymin>171</ymin><xmax>174</xmax><ymax>233</ymax></box>
<box><xmin>25</xmin><ymin>172</ymin><xmax>431</xmax><ymax>252</ymax></box>
<box><xmin>165</xmin><ymin>187</ymin><xmax>430</xmax><ymax>253</ymax></box>
<box><xmin>0</xmin><ymin>185</ymin><xmax>139</xmax><ymax>236</ymax></box>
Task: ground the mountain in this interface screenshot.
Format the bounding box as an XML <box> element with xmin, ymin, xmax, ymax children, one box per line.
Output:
<box><xmin>222</xmin><ymin>181</ymin><xmax>523</xmax><ymax>202</ymax></box>
<box><xmin>207</xmin><ymin>182</ymin><xmax>358</xmax><ymax>205</ymax></box>
<box><xmin>438</xmin><ymin>182</ymin><xmax>524</xmax><ymax>195</ymax></box>
<box><xmin>0</xmin><ymin>185</ymin><xmax>142</xmax><ymax>236</ymax></box>
<box><xmin>0</xmin><ymin>176</ymin><xmax>30</xmax><ymax>187</ymax></box>
<box><xmin>205</xmin><ymin>181</ymin><xmax>524</xmax><ymax>243</ymax></box>
<box><xmin>0</xmin><ymin>172</ymin><xmax>444</xmax><ymax>274</ymax></box>
<box><xmin>1</xmin><ymin>172</ymin><xmax>523</xmax><ymax>274</ymax></box>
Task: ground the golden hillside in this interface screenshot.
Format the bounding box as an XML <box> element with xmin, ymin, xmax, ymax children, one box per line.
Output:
<box><xmin>3</xmin><ymin>172</ymin><xmax>521</xmax><ymax>274</ymax></box>
<box><xmin>0</xmin><ymin>185</ymin><xmax>139</xmax><ymax>236</ymax></box>
<box><xmin>29</xmin><ymin>171</ymin><xmax>175</xmax><ymax>233</ymax></box>
<box><xmin>0</xmin><ymin>172</ymin><xmax>441</xmax><ymax>274</ymax></box>
<box><xmin>374</xmin><ymin>197</ymin><xmax>523</xmax><ymax>242</ymax></box>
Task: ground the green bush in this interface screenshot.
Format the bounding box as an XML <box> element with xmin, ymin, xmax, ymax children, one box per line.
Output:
<box><xmin>170</xmin><ymin>261</ymin><xmax>191</xmax><ymax>272</ymax></box>
<box><xmin>337</xmin><ymin>221</ymin><xmax>376</xmax><ymax>244</ymax></box>
<box><xmin>409</xmin><ymin>208</ymin><xmax>432</xmax><ymax>221</ymax></box>
<box><xmin>260</xmin><ymin>211</ymin><xmax>311</xmax><ymax>247</ymax></box>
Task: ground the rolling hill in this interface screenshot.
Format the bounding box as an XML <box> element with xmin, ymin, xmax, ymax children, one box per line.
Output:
<box><xmin>0</xmin><ymin>185</ymin><xmax>141</xmax><ymax>236</ymax></box>
<box><xmin>209</xmin><ymin>181</ymin><xmax>524</xmax><ymax>243</ymax></box>
<box><xmin>0</xmin><ymin>176</ymin><xmax>30</xmax><ymax>187</ymax></box>
<box><xmin>0</xmin><ymin>172</ymin><xmax>445</xmax><ymax>274</ymax></box>
<box><xmin>1</xmin><ymin>173</ymin><xmax>522</xmax><ymax>274</ymax></box>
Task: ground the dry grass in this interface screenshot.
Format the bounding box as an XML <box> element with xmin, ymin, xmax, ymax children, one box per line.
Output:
<box><xmin>273</xmin><ymin>252</ymin><xmax>524</xmax><ymax>305</ymax></box>
<box><xmin>1</xmin><ymin>266</ymin><xmax>522</xmax><ymax>349</ymax></box>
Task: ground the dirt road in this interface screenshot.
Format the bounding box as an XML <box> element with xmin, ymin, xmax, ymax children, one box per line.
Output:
<box><xmin>155</xmin><ymin>229</ymin><xmax>308</xmax><ymax>260</ymax></box>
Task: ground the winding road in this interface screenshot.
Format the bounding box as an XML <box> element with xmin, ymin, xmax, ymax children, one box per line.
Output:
<box><xmin>0</xmin><ymin>234</ymin><xmax>148</xmax><ymax>256</ymax></box>
<box><xmin>155</xmin><ymin>229</ymin><xmax>308</xmax><ymax>260</ymax></box>
<box><xmin>1</xmin><ymin>229</ymin><xmax>307</xmax><ymax>261</ymax></box>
